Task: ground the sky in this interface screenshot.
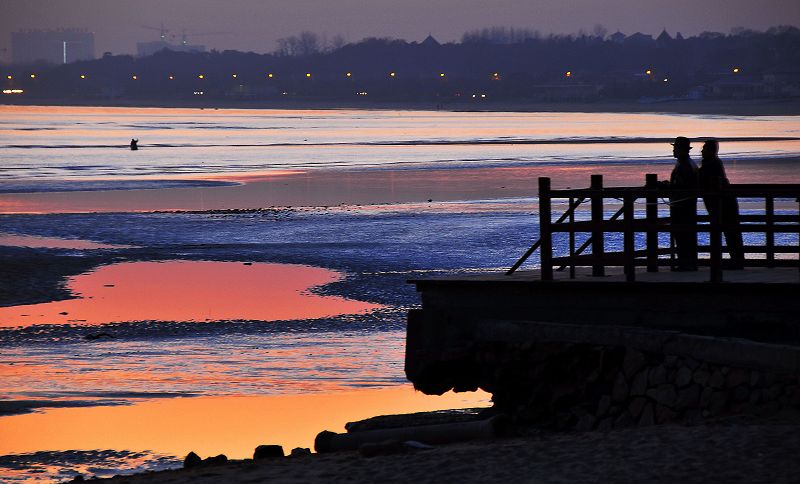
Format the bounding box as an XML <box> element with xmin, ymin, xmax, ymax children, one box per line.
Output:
<box><xmin>1</xmin><ymin>0</ymin><xmax>799</xmax><ymax>61</ymax></box>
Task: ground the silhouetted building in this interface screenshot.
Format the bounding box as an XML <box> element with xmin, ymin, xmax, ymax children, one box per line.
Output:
<box><xmin>420</xmin><ymin>35</ymin><xmax>441</xmax><ymax>47</ymax></box>
<box><xmin>136</xmin><ymin>41</ymin><xmax>206</xmax><ymax>57</ymax></box>
<box><xmin>609</xmin><ymin>31</ymin><xmax>626</xmax><ymax>43</ymax></box>
<box><xmin>12</xmin><ymin>29</ymin><xmax>95</xmax><ymax>64</ymax></box>
<box><xmin>625</xmin><ymin>32</ymin><xmax>654</xmax><ymax>43</ymax></box>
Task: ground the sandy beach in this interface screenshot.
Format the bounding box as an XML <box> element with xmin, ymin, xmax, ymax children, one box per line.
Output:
<box><xmin>94</xmin><ymin>412</ymin><xmax>800</xmax><ymax>483</ymax></box>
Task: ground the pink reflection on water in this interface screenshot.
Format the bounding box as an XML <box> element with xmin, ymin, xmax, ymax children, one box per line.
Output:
<box><xmin>0</xmin><ymin>261</ymin><xmax>382</xmax><ymax>328</ymax></box>
<box><xmin>0</xmin><ymin>233</ymin><xmax>131</xmax><ymax>249</ymax></box>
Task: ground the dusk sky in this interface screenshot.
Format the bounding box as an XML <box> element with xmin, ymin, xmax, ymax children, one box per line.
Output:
<box><xmin>1</xmin><ymin>0</ymin><xmax>799</xmax><ymax>61</ymax></box>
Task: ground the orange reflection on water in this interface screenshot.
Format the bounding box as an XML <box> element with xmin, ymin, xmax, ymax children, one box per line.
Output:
<box><xmin>0</xmin><ymin>261</ymin><xmax>382</xmax><ymax>328</ymax></box>
<box><xmin>0</xmin><ymin>386</ymin><xmax>491</xmax><ymax>458</ymax></box>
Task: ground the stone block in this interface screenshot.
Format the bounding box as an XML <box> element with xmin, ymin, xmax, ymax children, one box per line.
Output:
<box><xmin>709</xmin><ymin>391</ymin><xmax>729</xmax><ymax>415</ymax></box>
<box><xmin>664</xmin><ymin>355</ymin><xmax>679</xmax><ymax>368</ymax></box>
<box><xmin>656</xmin><ymin>404</ymin><xmax>677</xmax><ymax>424</ymax></box>
<box><xmin>596</xmin><ymin>395</ymin><xmax>611</xmax><ymax>417</ymax></box>
<box><xmin>628</xmin><ymin>397</ymin><xmax>647</xmax><ymax>418</ymax></box>
<box><xmin>676</xmin><ymin>367</ymin><xmax>693</xmax><ymax>388</ymax></box>
<box><xmin>596</xmin><ymin>417</ymin><xmax>613</xmax><ymax>432</ymax></box>
<box><xmin>788</xmin><ymin>386</ymin><xmax>800</xmax><ymax>405</ymax></box>
<box><xmin>575</xmin><ymin>413</ymin><xmax>596</xmax><ymax>432</ymax></box>
<box><xmin>630</xmin><ymin>370</ymin><xmax>648</xmax><ymax>396</ymax></box>
<box><xmin>649</xmin><ymin>365</ymin><xmax>667</xmax><ymax>386</ymax></box>
<box><xmin>614</xmin><ymin>411</ymin><xmax>636</xmax><ymax>429</ymax></box>
<box><xmin>639</xmin><ymin>403</ymin><xmax>655</xmax><ymax>426</ymax></box>
<box><xmin>700</xmin><ymin>387</ymin><xmax>713</xmax><ymax>408</ymax></box>
<box><xmin>684</xmin><ymin>357</ymin><xmax>700</xmax><ymax>370</ymax></box>
<box><xmin>676</xmin><ymin>384</ymin><xmax>701</xmax><ymax>409</ymax></box>
<box><xmin>726</xmin><ymin>368</ymin><xmax>749</xmax><ymax>389</ymax></box>
<box><xmin>710</xmin><ymin>370</ymin><xmax>725</xmax><ymax>389</ymax></box>
<box><xmin>734</xmin><ymin>385</ymin><xmax>750</xmax><ymax>402</ymax></box>
<box><xmin>254</xmin><ymin>445</ymin><xmax>284</xmax><ymax>460</ymax></box>
<box><xmin>623</xmin><ymin>349</ymin><xmax>647</xmax><ymax>379</ymax></box>
<box><xmin>647</xmin><ymin>384</ymin><xmax>677</xmax><ymax>407</ymax></box>
<box><xmin>693</xmin><ymin>369</ymin><xmax>710</xmax><ymax>386</ymax></box>
<box><xmin>767</xmin><ymin>384</ymin><xmax>783</xmax><ymax>401</ymax></box>
<box><xmin>612</xmin><ymin>373</ymin><xmax>629</xmax><ymax>402</ymax></box>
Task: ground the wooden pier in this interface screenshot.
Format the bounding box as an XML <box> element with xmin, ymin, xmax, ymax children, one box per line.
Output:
<box><xmin>405</xmin><ymin>176</ymin><xmax>800</xmax><ymax>426</ymax></box>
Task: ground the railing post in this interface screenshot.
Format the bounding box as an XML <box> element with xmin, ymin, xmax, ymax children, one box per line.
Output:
<box><xmin>709</xmin><ymin>178</ymin><xmax>723</xmax><ymax>283</ymax></box>
<box><xmin>645</xmin><ymin>174</ymin><xmax>659</xmax><ymax>272</ymax></box>
<box><xmin>591</xmin><ymin>174</ymin><xmax>605</xmax><ymax>277</ymax></box>
<box><xmin>539</xmin><ymin>177</ymin><xmax>553</xmax><ymax>281</ymax></box>
<box><xmin>766</xmin><ymin>196</ymin><xmax>775</xmax><ymax>268</ymax></box>
<box><xmin>569</xmin><ymin>196</ymin><xmax>576</xmax><ymax>279</ymax></box>
<box><xmin>623</xmin><ymin>195</ymin><xmax>635</xmax><ymax>282</ymax></box>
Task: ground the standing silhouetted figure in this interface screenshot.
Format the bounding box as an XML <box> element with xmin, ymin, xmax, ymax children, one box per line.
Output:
<box><xmin>670</xmin><ymin>136</ymin><xmax>698</xmax><ymax>271</ymax></box>
<box><xmin>699</xmin><ymin>139</ymin><xmax>745</xmax><ymax>269</ymax></box>
<box><xmin>130</xmin><ymin>138</ymin><xmax>138</xmax><ymax>150</ymax></box>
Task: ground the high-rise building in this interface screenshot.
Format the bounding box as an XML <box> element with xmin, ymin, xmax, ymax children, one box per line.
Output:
<box><xmin>11</xmin><ymin>29</ymin><xmax>95</xmax><ymax>65</ymax></box>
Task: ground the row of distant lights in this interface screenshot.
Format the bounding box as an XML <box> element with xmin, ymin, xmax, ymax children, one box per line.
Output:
<box><xmin>6</xmin><ymin>67</ymin><xmax>743</xmax><ymax>82</ymax></box>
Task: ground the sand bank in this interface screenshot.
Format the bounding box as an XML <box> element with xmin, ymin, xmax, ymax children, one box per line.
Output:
<box><xmin>6</xmin><ymin>98</ymin><xmax>800</xmax><ymax>116</ymax></box>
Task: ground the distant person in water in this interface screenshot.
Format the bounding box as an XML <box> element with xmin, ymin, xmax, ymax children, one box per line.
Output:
<box><xmin>669</xmin><ymin>136</ymin><xmax>699</xmax><ymax>271</ymax></box>
<box><xmin>130</xmin><ymin>138</ymin><xmax>138</xmax><ymax>150</ymax></box>
<box><xmin>699</xmin><ymin>139</ymin><xmax>745</xmax><ymax>269</ymax></box>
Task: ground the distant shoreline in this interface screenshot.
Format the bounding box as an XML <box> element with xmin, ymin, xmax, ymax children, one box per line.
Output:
<box><xmin>3</xmin><ymin>98</ymin><xmax>800</xmax><ymax>116</ymax></box>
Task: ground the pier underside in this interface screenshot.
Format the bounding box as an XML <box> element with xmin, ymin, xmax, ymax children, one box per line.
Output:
<box><xmin>406</xmin><ymin>268</ymin><xmax>800</xmax><ymax>429</ymax></box>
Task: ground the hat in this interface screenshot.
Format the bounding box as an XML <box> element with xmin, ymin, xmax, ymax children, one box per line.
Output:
<box><xmin>671</xmin><ymin>136</ymin><xmax>692</xmax><ymax>150</ymax></box>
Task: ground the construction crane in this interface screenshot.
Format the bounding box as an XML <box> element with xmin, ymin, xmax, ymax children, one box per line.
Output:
<box><xmin>179</xmin><ymin>30</ymin><xmax>233</xmax><ymax>46</ymax></box>
<box><xmin>140</xmin><ymin>24</ymin><xmax>170</xmax><ymax>41</ymax></box>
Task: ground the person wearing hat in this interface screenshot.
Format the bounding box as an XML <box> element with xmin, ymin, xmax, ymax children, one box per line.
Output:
<box><xmin>670</xmin><ymin>136</ymin><xmax>699</xmax><ymax>271</ymax></box>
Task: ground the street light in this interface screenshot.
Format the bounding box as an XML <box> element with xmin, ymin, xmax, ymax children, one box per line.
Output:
<box><xmin>439</xmin><ymin>72</ymin><xmax>445</xmax><ymax>78</ymax></box>
<box><xmin>267</xmin><ymin>73</ymin><xmax>274</xmax><ymax>78</ymax></box>
<box><xmin>80</xmin><ymin>74</ymin><xmax>86</xmax><ymax>79</ymax></box>
<box><xmin>565</xmin><ymin>71</ymin><xmax>572</xmax><ymax>78</ymax></box>
<box><xmin>733</xmin><ymin>67</ymin><xmax>740</xmax><ymax>73</ymax></box>
<box><xmin>306</xmin><ymin>72</ymin><xmax>312</xmax><ymax>78</ymax></box>
<box><xmin>232</xmin><ymin>73</ymin><xmax>238</xmax><ymax>78</ymax></box>
<box><xmin>645</xmin><ymin>69</ymin><xmax>652</xmax><ymax>75</ymax></box>
<box><xmin>168</xmin><ymin>75</ymin><xmax>174</xmax><ymax>80</ymax></box>
<box><xmin>132</xmin><ymin>75</ymin><xmax>138</xmax><ymax>80</ymax></box>
<box><xmin>198</xmin><ymin>74</ymin><xmax>205</xmax><ymax>79</ymax></box>
<box><xmin>389</xmin><ymin>71</ymin><xmax>396</xmax><ymax>78</ymax></box>
<box><xmin>346</xmin><ymin>72</ymin><xmax>352</xmax><ymax>78</ymax></box>
<box><xmin>30</xmin><ymin>74</ymin><xmax>36</xmax><ymax>79</ymax></box>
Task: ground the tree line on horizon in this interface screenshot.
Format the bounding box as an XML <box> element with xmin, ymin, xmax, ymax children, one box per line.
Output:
<box><xmin>2</xmin><ymin>25</ymin><xmax>798</xmax><ymax>103</ymax></box>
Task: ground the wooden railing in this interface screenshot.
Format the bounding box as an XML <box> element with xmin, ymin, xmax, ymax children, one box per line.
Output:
<box><xmin>508</xmin><ymin>175</ymin><xmax>800</xmax><ymax>282</ymax></box>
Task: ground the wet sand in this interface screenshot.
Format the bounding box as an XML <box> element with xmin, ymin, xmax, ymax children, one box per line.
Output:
<box><xmin>2</xmin><ymin>158</ymin><xmax>797</xmax><ymax>214</ymax></box>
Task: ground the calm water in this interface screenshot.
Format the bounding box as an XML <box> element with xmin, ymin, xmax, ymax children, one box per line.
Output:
<box><xmin>0</xmin><ymin>106</ymin><xmax>798</xmax><ymax>481</ymax></box>
<box><xmin>1</xmin><ymin>106</ymin><xmax>799</xmax><ymax>183</ymax></box>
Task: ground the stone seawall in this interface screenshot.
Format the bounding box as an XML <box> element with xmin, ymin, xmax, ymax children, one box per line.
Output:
<box><xmin>406</xmin><ymin>316</ymin><xmax>800</xmax><ymax>429</ymax></box>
